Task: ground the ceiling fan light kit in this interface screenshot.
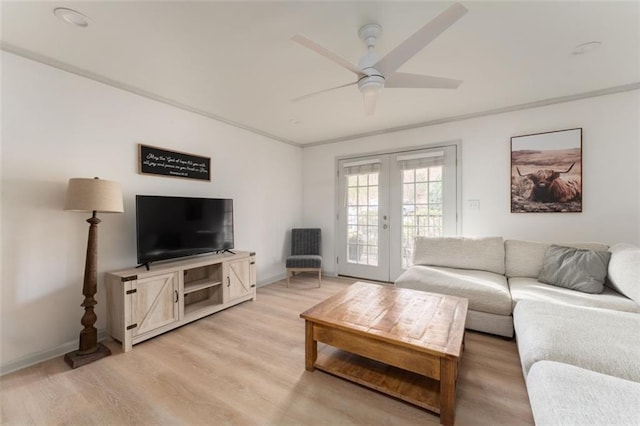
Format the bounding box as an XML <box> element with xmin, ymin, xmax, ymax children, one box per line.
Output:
<box><xmin>291</xmin><ymin>2</ymin><xmax>468</xmax><ymax>116</ymax></box>
<box><xmin>358</xmin><ymin>75</ymin><xmax>384</xmax><ymax>116</ymax></box>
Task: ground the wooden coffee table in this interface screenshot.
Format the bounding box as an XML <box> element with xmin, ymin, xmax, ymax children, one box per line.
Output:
<box><xmin>300</xmin><ymin>281</ymin><xmax>468</xmax><ymax>426</ymax></box>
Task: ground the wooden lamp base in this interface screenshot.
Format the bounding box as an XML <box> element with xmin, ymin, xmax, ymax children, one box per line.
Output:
<box><xmin>64</xmin><ymin>343</ymin><xmax>112</xmax><ymax>369</ymax></box>
<box><xmin>65</xmin><ymin>211</ymin><xmax>112</xmax><ymax>369</ymax></box>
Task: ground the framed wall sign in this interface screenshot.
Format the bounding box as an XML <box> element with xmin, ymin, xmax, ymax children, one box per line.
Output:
<box><xmin>510</xmin><ymin>128</ymin><xmax>582</xmax><ymax>213</ymax></box>
<box><xmin>139</xmin><ymin>144</ymin><xmax>211</xmax><ymax>181</ymax></box>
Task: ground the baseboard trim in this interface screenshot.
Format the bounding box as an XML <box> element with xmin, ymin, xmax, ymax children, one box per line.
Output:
<box><xmin>256</xmin><ymin>272</ymin><xmax>287</xmax><ymax>287</ymax></box>
<box><xmin>257</xmin><ymin>270</ymin><xmax>338</xmax><ymax>287</ymax></box>
<box><xmin>0</xmin><ymin>329</ymin><xmax>109</xmax><ymax>376</ymax></box>
<box><xmin>2</xmin><ymin>271</ymin><xmax>340</xmax><ymax>375</ymax></box>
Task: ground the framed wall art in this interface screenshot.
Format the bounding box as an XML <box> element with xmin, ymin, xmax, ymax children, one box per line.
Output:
<box><xmin>510</xmin><ymin>128</ymin><xmax>582</xmax><ymax>213</ymax></box>
<box><xmin>139</xmin><ymin>144</ymin><xmax>211</xmax><ymax>181</ymax></box>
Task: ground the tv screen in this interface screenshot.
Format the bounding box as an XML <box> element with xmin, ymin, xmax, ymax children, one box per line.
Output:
<box><xmin>136</xmin><ymin>195</ymin><xmax>234</xmax><ymax>265</ymax></box>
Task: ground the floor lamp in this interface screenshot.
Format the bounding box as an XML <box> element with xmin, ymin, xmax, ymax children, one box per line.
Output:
<box><xmin>64</xmin><ymin>177</ymin><xmax>123</xmax><ymax>369</ymax></box>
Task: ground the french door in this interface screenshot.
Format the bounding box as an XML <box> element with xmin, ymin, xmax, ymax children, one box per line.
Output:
<box><xmin>337</xmin><ymin>145</ymin><xmax>458</xmax><ymax>282</ymax></box>
<box><xmin>337</xmin><ymin>155</ymin><xmax>390</xmax><ymax>281</ymax></box>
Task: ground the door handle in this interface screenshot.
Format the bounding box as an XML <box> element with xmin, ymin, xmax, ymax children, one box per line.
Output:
<box><xmin>174</xmin><ymin>290</ymin><xmax>178</xmax><ymax>303</ymax></box>
<box><xmin>227</xmin><ymin>276</ymin><xmax>231</xmax><ymax>287</ymax></box>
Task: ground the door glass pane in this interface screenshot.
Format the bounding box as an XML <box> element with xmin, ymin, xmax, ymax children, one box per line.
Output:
<box><xmin>403</xmin><ymin>184</ymin><xmax>415</xmax><ymax>204</ymax></box>
<box><xmin>401</xmin><ymin>165</ymin><xmax>444</xmax><ymax>268</ymax></box>
<box><xmin>415</xmin><ymin>168</ymin><xmax>428</xmax><ymax>182</ymax></box>
<box><xmin>368</xmin><ymin>187</ymin><xmax>378</xmax><ymax>205</ymax></box>
<box><xmin>348</xmin><ymin>187</ymin><xmax>358</xmax><ymax>206</ymax></box>
<box><xmin>344</xmin><ymin>168</ymin><xmax>379</xmax><ymax>266</ymax></box>
<box><xmin>348</xmin><ymin>226</ymin><xmax>358</xmax><ymax>243</ymax></box>
<box><xmin>367</xmin><ymin>246</ymin><xmax>378</xmax><ymax>266</ymax></box>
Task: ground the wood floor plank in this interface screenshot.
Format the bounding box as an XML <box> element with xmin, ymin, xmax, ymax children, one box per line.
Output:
<box><xmin>0</xmin><ymin>275</ymin><xmax>533</xmax><ymax>425</ymax></box>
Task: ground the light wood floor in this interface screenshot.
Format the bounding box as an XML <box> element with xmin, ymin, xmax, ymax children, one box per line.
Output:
<box><xmin>0</xmin><ymin>276</ymin><xmax>534</xmax><ymax>425</ymax></box>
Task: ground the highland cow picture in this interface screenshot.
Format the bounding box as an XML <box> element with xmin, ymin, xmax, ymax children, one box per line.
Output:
<box><xmin>511</xmin><ymin>128</ymin><xmax>582</xmax><ymax>213</ymax></box>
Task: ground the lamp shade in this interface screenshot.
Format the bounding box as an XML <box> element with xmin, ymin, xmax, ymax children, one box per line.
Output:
<box><xmin>64</xmin><ymin>178</ymin><xmax>124</xmax><ymax>213</ymax></box>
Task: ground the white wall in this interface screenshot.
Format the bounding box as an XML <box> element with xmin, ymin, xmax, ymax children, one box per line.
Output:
<box><xmin>2</xmin><ymin>49</ymin><xmax>639</xmax><ymax>374</ymax></box>
<box><xmin>1</xmin><ymin>52</ymin><xmax>302</xmax><ymax>370</ymax></box>
<box><xmin>302</xmin><ymin>90</ymin><xmax>640</xmax><ymax>275</ymax></box>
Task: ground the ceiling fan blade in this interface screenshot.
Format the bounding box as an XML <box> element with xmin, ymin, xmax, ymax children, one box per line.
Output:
<box><xmin>385</xmin><ymin>72</ymin><xmax>462</xmax><ymax>89</ymax></box>
<box><xmin>292</xmin><ymin>81</ymin><xmax>357</xmax><ymax>102</ymax></box>
<box><xmin>291</xmin><ymin>34</ymin><xmax>364</xmax><ymax>76</ymax></box>
<box><xmin>374</xmin><ymin>3</ymin><xmax>467</xmax><ymax>77</ymax></box>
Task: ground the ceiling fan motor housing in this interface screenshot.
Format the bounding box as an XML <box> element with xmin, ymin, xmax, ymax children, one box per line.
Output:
<box><xmin>358</xmin><ymin>75</ymin><xmax>385</xmax><ymax>93</ymax></box>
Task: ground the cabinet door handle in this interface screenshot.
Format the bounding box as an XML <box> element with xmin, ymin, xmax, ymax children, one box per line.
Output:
<box><xmin>227</xmin><ymin>276</ymin><xmax>231</xmax><ymax>287</ymax></box>
<box><xmin>174</xmin><ymin>290</ymin><xmax>179</xmax><ymax>303</ymax></box>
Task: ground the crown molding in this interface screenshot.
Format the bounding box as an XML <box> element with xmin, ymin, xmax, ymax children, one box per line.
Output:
<box><xmin>3</xmin><ymin>42</ymin><xmax>638</xmax><ymax>149</ymax></box>
<box><xmin>302</xmin><ymin>82</ymin><xmax>640</xmax><ymax>147</ymax></box>
<box><xmin>1</xmin><ymin>43</ymin><xmax>301</xmax><ymax>148</ymax></box>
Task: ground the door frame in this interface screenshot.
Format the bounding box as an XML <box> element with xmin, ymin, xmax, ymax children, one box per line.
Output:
<box><xmin>333</xmin><ymin>140</ymin><xmax>463</xmax><ymax>282</ymax></box>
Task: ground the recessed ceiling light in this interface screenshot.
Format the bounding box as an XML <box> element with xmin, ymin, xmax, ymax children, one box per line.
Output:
<box><xmin>289</xmin><ymin>119</ymin><xmax>301</xmax><ymax>125</ymax></box>
<box><xmin>53</xmin><ymin>8</ymin><xmax>89</xmax><ymax>28</ymax></box>
<box><xmin>572</xmin><ymin>41</ymin><xmax>601</xmax><ymax>55</ymax></box>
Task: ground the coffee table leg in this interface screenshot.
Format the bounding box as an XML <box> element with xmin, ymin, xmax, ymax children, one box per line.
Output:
<box><xmin>440</xmin><ymin>357</ymin><xmax>457</xmax><ymax>426</ymax></box>
<box><xmin>305</xmin><ymin>320</ymin><xmax>317</xmax><ymax>371</ymax></box>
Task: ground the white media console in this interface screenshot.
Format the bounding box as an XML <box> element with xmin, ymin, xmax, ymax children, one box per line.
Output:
<box><xmin>106</xmin><ymin>250</ymin><xmax>256</xmax><ymax>352</ymax></box>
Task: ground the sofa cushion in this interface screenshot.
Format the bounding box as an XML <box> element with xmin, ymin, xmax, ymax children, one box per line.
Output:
<box><xmin>538</xmin><ymin>245</ymin><xmax>611</xmax><ymax>294</ymax></box>
<box><xmin>509</xmin><ymin>277</ymin><xmax>640</xmax><ymax>313</ymax></box>
<box><xmin>513</xmin><ymin>300</ymin><xmax>640</xmax><ymax>381</ymax></box>
<box><xmin>413</xmin><ymin>236</ymin><xmax>505</xmax><ymax>275</ymax></box>
<box><xmin>607</xmin><ymin>243</ymin><xmax>640</xmax><ymax>304</ymax></box>
<box><xmin>466</xmin><ymin>310</ymin><xmax>514</xmax><ymax>338</ymax></box>
<box><xmin>286</xmin><ymin>255</ymin><xmax>321</xmax><ymax>268</ymax></box>
<box><xmin>395</xmin><ymin>265</ymin><xmax>511</xmax><ymax>315</ymax></box>
<box><xmin>526</xmin><ymin>361</ymin><xmax>640</xmax><ymax>426</ymax></box>
<box><xmin>505</xmin><ymin>240</ymin><xmax>609</xmax><ymax>278</ymax></box>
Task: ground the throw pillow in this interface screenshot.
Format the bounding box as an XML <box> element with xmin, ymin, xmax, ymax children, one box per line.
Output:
<box><xmin>538</xmin><ymin>245</ymin><xmax>612</xmax><ymax>294</ymax></box>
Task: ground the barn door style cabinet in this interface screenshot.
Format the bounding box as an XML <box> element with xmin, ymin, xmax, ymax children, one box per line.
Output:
<box><xmin>106</xmin><ymin>251</ymin><xmax>256</xmax><ymax>352</ymax></box>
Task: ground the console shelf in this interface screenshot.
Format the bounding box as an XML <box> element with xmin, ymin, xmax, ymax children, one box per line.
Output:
<box><xmin>106</xmin><ymin>250</ymin><xmax>256</xmax><ymax>352</ymax></box>
<box><xmin>184</xmin><ymin>296</ymin><xmax>223</xmax><ymax>318</ymax></box>
<box><xmin>183</xmin><ymin>279</ymin><xmax>222</xmax><ymax>294</ymax></box>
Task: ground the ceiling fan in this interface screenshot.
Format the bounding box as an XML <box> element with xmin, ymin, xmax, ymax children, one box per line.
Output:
<box><xmin>291</xmin><ymin>2</ymin><xmax>467</xmax><ymax>115</ymax></box>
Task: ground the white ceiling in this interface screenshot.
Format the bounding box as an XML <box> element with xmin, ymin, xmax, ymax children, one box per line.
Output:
<box><xmin>2</xmin><ymin>1</ymin><xmax>639</xmax><ymax>146</ymax></box>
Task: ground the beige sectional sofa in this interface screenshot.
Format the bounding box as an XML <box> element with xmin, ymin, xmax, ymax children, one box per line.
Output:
<box><xmin>395</xmin><ymin>237</ymin><xmax>640</xmax><ymax>425</ymax></box>
<box><xmin>506</xmin><ymin>240</ymin><xmax>639</xmax><ymax>314</ymax></box>
<box><xmin>395</xmin><ymin>236</ymin><xmax>514</xmax><ymax>336</ymax></box>
<box><xmin>395</xmin><ymin>237</ymin><xmax>639</xmax><ymax>337</ymax></box>
<box><xmin>525</xmin><ymin>360</ymin><xmax>640</xmax><ymax>426</ymax></box>
<box><xmin>515</xmin><ymin>300</ymin><xmax>640</xmax><ymax>425</ymax></box>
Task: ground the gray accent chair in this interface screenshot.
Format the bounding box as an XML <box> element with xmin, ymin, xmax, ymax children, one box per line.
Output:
<box><xmin>286</xmin><ymin>228</ymin><xmax>322</xmax><ymax>287</ymax></box>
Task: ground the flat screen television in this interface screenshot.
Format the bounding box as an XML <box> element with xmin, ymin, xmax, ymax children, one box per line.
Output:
<box><xmin>136</xmin><ymin>195</ymin><xmax>234</xmax><ymax>265</ymax></box>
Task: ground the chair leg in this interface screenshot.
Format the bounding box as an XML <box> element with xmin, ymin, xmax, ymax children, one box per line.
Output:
<box><xmin>318</xmin><ymin>269</ymin><xmax>322</xmax><ymax>287</ymax></box>
<box><xmin>286</xmin><ymin>269</ymin><xmax>290</xmax><ymax>287</ymax></box>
